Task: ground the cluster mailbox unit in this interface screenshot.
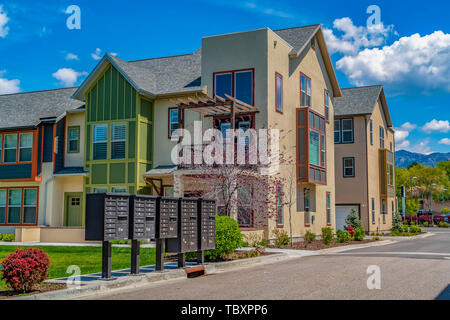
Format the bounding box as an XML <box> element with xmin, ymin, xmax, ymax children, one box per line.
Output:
<box><xmin>85</xmin><ymin>193</ymin><xmax>216</xmax><ymax>279</ymax></box>
<box><xmin>85</xmin><ymin>193</ymin><xmax>131</xmax><ymax>279</ymax></box>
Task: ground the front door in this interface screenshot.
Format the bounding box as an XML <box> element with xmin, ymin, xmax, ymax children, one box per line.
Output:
<box><xmin>65</xmin><ymin>193</ymin><xmax>83</xmax><ymax>227</ymax></box>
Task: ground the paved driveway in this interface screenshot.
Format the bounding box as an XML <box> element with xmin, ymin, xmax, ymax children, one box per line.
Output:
<box><xmin>81</xmin><ymin>230</ymin><xmax>450</xmax><ymax>300</ymax></box>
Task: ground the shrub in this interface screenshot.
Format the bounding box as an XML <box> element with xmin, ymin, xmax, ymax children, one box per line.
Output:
<box><xmin>373</xmin><ymin>236</ymin><xmax>380</xmax><ymax>241</ymax></box>
<box><xmin>441</xmin><ymin>208</ymin><xmax>450</xmax><ymax>215</ymax></box>
<box><xmin>402</xmin><ymin>225</ymin><xmax>409</xmax><ymax>233</ymax></box>
<box><xmin>273</xmin><ymin>228</ymin><xmax>290</xmax><ymax>248</ymax></box>
<box><xmin>304</xmin><ymin>230</ymin><xmax>316</xmax><ymax>243</ymax></box>
<box><xmin>1</xmin><ymin>234</ymin><xmax>14</xmax><ymax>242</ymax></box>
<box><xmin>205</xmin><ymin>216</ymin><xmax>243</xmax><ymax>261</ymax></box>
<box><xmin>1</xmin><ymin>248</ymin><xmax>50</xmax><ymax>293</ymax></box>
<box><xmin>391</xmin><ymin>230</ymin><xmax>400</xmax><ymax>236</ymax></box>
<box><xmin>392</xmin><ymin>213</ymin><xmax>404</xmax><ymax>233</ymax></box>
<box><xmin>353</xmin><ymin>227</ymin><xmax>365</xmax><ymax>241</ymax></box>
<box><xmin>419</xmin><ymin>215</ymin><xmax>432</xmax><ymax>224</ymax></box>
<box><xmin>433</xmin><ymin>215</ymin><xmax>445</xmax><ymax>225</ymax></box>
<box><xmin>409</xmin><ymin>225</ymin><xmax>421</xmax><ymax>234</ymax></box>
<box><xmin>443</xmin><ymin>222</ymin><xmax>450</xmax><ymax>228</ymax></box>
<box><xmin>423</xmin><ymin>221</ymin><xmax>429</xmax><ymax>227</ymax></box>
<box><xmin>336</xmin><ymin>229</ymin><xmax>351</xmax><ymax>243</ymax></box>
<box><xmin>255</xmin><ymin>239</ymin><xmax>268</xmax><ymax>247</ymax></box>
<box><xmin>345</xmin><ymin>209</ymin><xmax>361</xmax><ymax>230</ymax></box>
<box><xmin>321</xmin><ymin>227</ymin><xmax>333</xmax><ymax>245</ymax></box>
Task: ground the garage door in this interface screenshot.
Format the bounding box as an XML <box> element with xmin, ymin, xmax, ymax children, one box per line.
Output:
<box><xmin>335</xmin><ymin>205</ymin><xmax>359</xmax><ymax>231</ymax></box>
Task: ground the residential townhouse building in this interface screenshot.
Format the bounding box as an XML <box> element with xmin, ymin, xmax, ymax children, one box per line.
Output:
<box><xmin>333</xmin><ymin>85</ymin><xmax>396</xmax><ymax>232</ymax></box>
<box><xmin>0</xmin><ymin>88</ymin><xmax>87</xmax><ymax>242</ymax></box>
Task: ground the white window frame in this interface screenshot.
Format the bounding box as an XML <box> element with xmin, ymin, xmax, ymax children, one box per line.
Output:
<box><xmin>19</xmin><ymin>132</ymin><xmax>33</xmax><ymax>163</ymax></box>
<box><xmin>93</xmin><ymin>124</ymin><xmax>108</xmax><ymax>160</ymax></box>
<box><xmin>4</xmin><ymin>134</ymin><xmax>17</xmax><ymax>163</ymax></box>
<box><xmin>111</xmin><ymin>122</ymin><xmax>126</xmax><ymax>160</ymax></box>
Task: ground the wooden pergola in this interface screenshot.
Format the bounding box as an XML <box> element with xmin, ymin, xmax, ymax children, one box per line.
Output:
<box><xmin>170</xmin><ymin>94</ymin><xmax>259</xmax><ymax>131</ymax></box>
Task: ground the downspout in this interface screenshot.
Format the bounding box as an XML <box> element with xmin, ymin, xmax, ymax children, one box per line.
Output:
<box><xmin>42</xmin><ymin>175</ymin><xmax>54</xmax><ymax>226</ymax></box>
<box><xmin>365</xmin><ymin>116</ymin><xmax>370</xmax><ymax>233</ymax></box>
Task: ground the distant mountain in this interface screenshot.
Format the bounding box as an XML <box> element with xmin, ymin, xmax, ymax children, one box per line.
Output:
<box><xmin>395</xmin><ymin>150</ymin><xmax>450</xmax><ymax>167</ymax></box>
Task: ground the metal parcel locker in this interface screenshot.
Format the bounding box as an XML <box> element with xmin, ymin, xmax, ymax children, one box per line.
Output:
<box><xmin>198</xmin><ymin>199</ymin><xmax>216</xmax><ymax>251</ymax></box>
<box><xmin>166</xmin><ymin>198</ymin><xmax>198</xmax><ymax>255</ymax></box>
<box><xmin>129</xmin><ymin>195</ymin><xmax>158</xmax><ymax>240</ymax></box>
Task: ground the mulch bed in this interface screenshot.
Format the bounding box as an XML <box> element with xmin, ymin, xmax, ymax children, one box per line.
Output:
<box><xmin>268</xmin><ymin>239</ymin><xmax>377</xmax><ymax>251</ymax></box>
<box><xmin>0</xmin><ymin>282</ymin><xmax>67</xmax><ymax>299</ymax></box>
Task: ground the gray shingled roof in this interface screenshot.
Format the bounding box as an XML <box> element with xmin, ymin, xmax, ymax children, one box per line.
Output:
<box><xmin>0</xmin><ymin>87</ymin><xmax>85</xmax><ymax>130</ymax></box>
<box><xmin>106</xmin><ymin>49</ymin><xmax>203</xmax><ymax>96</ymax></box>
<box><xmin>334</xmin><ymin>85</ymin><xmax>383</xmax><ymax>116</ymax></box>
<box><xmin>274</xmin><ymin>25</ymin><xmax>321</xmax><ymax>56</ymax></box>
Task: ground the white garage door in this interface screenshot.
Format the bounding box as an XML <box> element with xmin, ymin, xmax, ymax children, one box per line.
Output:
<box><xmin>335</xmin><ymin>205</ymin><xmax>359</xmax><ymax>231</ymax></box>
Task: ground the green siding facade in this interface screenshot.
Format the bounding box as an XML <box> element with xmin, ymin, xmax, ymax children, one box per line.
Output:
<box><xmin>83</xmin><ymin>64</ymin><xmax>154</xmax><ymax>218</ymax></box>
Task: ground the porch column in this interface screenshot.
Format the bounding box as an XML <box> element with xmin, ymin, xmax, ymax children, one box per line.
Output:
<box><xmin>173</xmin><ymin>173</ymin><xmax>184</xmax><ymax>197</ymax></box>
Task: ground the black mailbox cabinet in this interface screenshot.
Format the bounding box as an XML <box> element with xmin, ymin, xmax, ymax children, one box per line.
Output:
<box><xmin>198</xmin><ymin>199</ymin><xmax>216</xmax><ymax>250</ymax></box>
<box><xmin>85</xmin><ymin>193</ymin><xmax>130</xmax><ymax>241</ymax></box>
<box><xmin>158</xmin><ymin>197</ymin><xmax>179</xmax><ymax>239</ymax></box>
<box><xmin>129</xmin><ymin>195</ymin><xmax>158</xmax><ymax>240</ymax></box>
<box><xmin>166</xmin><ymin>198</ymin><xmax>198</xmax><ymax>253</ymax></box>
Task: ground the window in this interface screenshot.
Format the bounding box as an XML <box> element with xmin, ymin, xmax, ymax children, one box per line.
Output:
<box><xmin>392</xmin><ymin>200</ymin><xmax>395</xmax><ymax>219</ymax></box>
<box><xmin>324</xmin><ymin>90</ymin><xmax>330</xmax><ymax>121</ymax></box>
<box><xmin>334</xmin><ymin>120</ymin><xmax>340</xmax><ymax>143</ymax></box>
<box><xmin>309</xmin><ymin>131</ymin><xmax>320</xmax><ymax>166</ymax></box>
<box><xmin>111</xmin><ymin>187</ymin><xmax>127</xmax><ymax>194</ymax></box>
<box><xmin>4</xmin><ymin>134</ymin><xmax>17</xmax><ymax>163</ymax></box>
<box><xmin>214</xmin><ymin>69</ymin><xmax>254</xmax><ymax>105</ymax></box>
<box><xmin>381</xmin><ymin>199</ymin><xmax>386</xmax><ymax>219</ymax></box>
<box><xmin>93</xmin><ymin>124</ymin><xmax>107</xmax><ymax>160</ymax></box>
<box><xmin>387</xmin><ymin>164</ymin><xmax>394</xmax><ymax>186</ymax></box>
<box><xmin>304</xmin><ymin>189</ymin><xmax>310</xmax><ymax>225</ymax></box>
<box><xmin>68</xmin><ymin>126</ymin><xmax>80</xmax><ymax>153</ymax></box>
<box><xmin>7</xmin><ymin>189</ymin><xmax>21</xmax><ymax>224</ymax></box>
<box><xmin>0</xmin><ymin>190</ymin><xmax>5</xmax><ymax>224</ymax></box>
<box><xmin>380</xmin><ymin>126</ymin><xmax>385</xmax><ymax>148</ymax></box>
<box><xmin>23</xmin><ymin>189</ymin><xmax>37</xmax><ymax>224</ymax></box>
<box><xmin>343</xmin><ymin>157</ymin><xmax>355</xmax><ymax>177</ymax></box>
<box><xmin>275</xmin><ymin>73</ymin><xmax>283</xmax><ymax>113</ymax></box>
<box><xmin>111</xmin><ymin>123</ymin><xmax>126</xmax><ymax>159</ymax></box>
<box><xmin>320</xmin><ymin>135</ymin><xmax>326</xmax><ymax>168</ymax></box>
<box><xmin>19</xmin><ymin>133</ymin><xmax>33</xmax><ymax>162</ymax></box>
<box><xmin>326</xmin><ymin>192</ymin><xmax>331</xmax><ymax>225</ymax></box>
<box><xmin>371</xmin><ymin>198</ymin><xmax>375</xmax><ymax>224</ymax></box>
<box><xmin>334</xmin><ymin>119</ymin><xmax>353</xmax><ymax>143</ymax></box>
<box><xmin>168</xmin><ymin>108</ymin><xmax>181</xmax><ymax>138</ymax></box>
<box><xmin>276</xmin><ymin>185</ymin><xmax>284</xmax><ymax>226</ymax></box>
<box><xmin>93</xmin><ymin>188</ymin><xmax>108</xmax><ymax>193</ymax></box>
<box><xmin>342</xmin><ymin>119</ymin><xmax>354</xmax><ymax>143</ymax></box>
<box><xmin>369</xmin><ymin>119</ymin><xmax>373</xmax><ymax>145</ymax></box>
<box><xmin>237</xmin><ymin>185</ymin><xmax>253</xmax><ymax>227</ymax></box>
<box><xmin>71</xmin><ymin>198</ymin><xmax>81</xmax><ymax>206</ymax></box>
<box><xmin>300</xmin><ymin>73</ymin><xmax>311</xmax><ymax>107</ymax></box>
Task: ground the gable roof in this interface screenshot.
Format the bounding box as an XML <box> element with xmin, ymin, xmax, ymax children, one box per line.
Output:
<box><xmin>334</xmin><ymin>85</ymin><xmax>392</xmax><ymax>127</ymax></box>
<box><xmin>73</xmin><ymin>49</ymin><xmax>205</xmax><ymax>101</ymax></box>
<box><xmin>274</xmin><ymin>25</ymin><xmax>341</xmax><ymax>97</ymax></box>
<box><xmin>0</xmin><ymin>87</ymin><xmax>84</xmax><ymax>130</ymax></box>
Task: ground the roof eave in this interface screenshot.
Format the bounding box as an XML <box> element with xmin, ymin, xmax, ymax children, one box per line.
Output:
<box><xmin>154</xmin><ymin>86</ymin><xmax>207</xmax><ymax>99</ymax></box>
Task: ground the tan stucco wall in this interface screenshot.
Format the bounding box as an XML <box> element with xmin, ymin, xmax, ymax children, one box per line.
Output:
<box><xmin>266</xmin><ymin>29</ymin><xmax>336</xmax><ymax>238</ymax></box>
<box><xmin>65</xmin><ymin>112</ymin><xmax>85</xmax><ymax>167</ymax></box>
<box><xmin>335</xmin><ymin>115</ymin><xmax>369</xmax><ymax>230</ymax></box>
<box><xmin>49</xmin><ymin>175</ymin><xmax>84</xmax><ymax>227</ymax></box>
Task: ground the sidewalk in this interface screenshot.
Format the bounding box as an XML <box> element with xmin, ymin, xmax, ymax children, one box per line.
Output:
<box><xmin>0</xmin><ymin>241</ymin><xmax>156</xmax><ymax>248</ymax></box>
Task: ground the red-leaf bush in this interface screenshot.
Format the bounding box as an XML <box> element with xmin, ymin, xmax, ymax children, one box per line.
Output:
<box><xmin>419</xmin><ymin>215</ymin><xmax>432</xmax><ymax>223</ymax></box>
<box><xmin>433</xmin><ymin>215</ymin><xmax>445</xmax><ymax>224</ymax></box>
<box><xmin>1</xmin><ymin>248</ymin><xmax>50</xmax><ymax>292</ymax></box>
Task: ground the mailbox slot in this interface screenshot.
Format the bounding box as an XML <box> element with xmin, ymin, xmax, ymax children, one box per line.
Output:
<box><xmin>129</xmin><ymin>195</ymin><xmax>158</xmax><ymax>240</ymax></box>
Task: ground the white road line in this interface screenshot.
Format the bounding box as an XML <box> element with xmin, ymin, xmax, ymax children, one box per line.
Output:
<box><xmin>336</xmin><ymin>251</ymin><xmax>450</xmax><ymax>257</ymax></box>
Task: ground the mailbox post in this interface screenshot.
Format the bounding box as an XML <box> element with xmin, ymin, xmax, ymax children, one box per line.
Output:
<box><xmin>85</xmin><ymin>193</ymin><xmax>130</xmax><ymax>280</ymax></box>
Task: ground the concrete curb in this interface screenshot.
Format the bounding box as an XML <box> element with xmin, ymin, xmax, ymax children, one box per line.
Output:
<box><xmin>319</xmin><ymin>240</ymin><xmax>397</xmax><ymax>254</ymax></box>
<box><xmin>11</xmin><ymin>253</ymin><xmax>290</xmax><ymax>300</ymax></box>
<box><xmin>367</xmin><ymin>232</ymin><xmax>434</xmax><ymax>241</ymax></box>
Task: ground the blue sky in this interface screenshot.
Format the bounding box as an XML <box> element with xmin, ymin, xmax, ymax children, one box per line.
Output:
<box><xmin>0</xmin><ymin>0</ymin><xmax>449</xmax><ymax>154</ymax></box>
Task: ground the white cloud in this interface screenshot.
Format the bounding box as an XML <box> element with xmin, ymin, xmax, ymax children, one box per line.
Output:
<box><xmin>323</xmin><ymin>17</ymin><xmax>394</xmax><ymax>55</ymax></box>
<box><xmin>336</xmin><ymin>31</ymin><xmax>450</xmax><ymax>92</ymax></box>
<box><xmin>404</xmin><ymin>139</ymin><xmax>432</xmax><ymax>155</ymax></box>
<box><xmin>91</xmin><ymin>48</ymin><xmax>102</xmax><ymax>60</ymax></box>
<box><xmin>422</xmin><ymin>119</ymin><xmax>450</xmax><ymax>133</ymax></box>
<box><xmin>439</xmin><ymin>138</ymin><xmax>450</xmax><ymax>146</ymax></box>
<box><xmin>241</xmin><ymin>1</ymin><xmax>293</xmax><ymax>18</ymax></box>
<box><xmin>0</xmin><ymin>5</ymin><xmax>10</xmax><ymax>38</ymax></box>
<box><xmin>52</xmin><ymin>68</ymin><xmax>87</xmax><ymax>87</ymax></box>
<box><xmin>65</xmin><ymin>53</ymin><xmax>79</xmax><ymax>61</ymax></box>
<box><xmin>394</xmin><ymin>122</ymin><xmax>417</xmax><ymax>150</ymax></box>
<box><xmin>0</xmin><ymin>70</ymin><xmax>20</xmax><ymax>94</ymax></box>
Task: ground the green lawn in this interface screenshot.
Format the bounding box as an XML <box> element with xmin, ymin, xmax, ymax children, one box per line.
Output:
<box><xmin>0</xmin><ymin>245</ymin><xmax>156</xmax><ymax>287</ymax></box>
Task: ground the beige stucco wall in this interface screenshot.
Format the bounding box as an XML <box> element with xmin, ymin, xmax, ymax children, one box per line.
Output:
<box><xmin>64</xmin><ymin>111</ymin><xmax>85</xmax><ymax>167</ymax></box>
<box><xmin>265</xmin><ymin>29</ymin><xmax>336</xmax><ymax>238</ymax></box>
<box><xmin>335</xmin><ymin>115</ymin><xmax>369</xmax><ymax>229</ymax></box>
<box><xmin>366</xmin><ymin>99</ymin><xmax>395</xmax><ymax>232</ymax></box>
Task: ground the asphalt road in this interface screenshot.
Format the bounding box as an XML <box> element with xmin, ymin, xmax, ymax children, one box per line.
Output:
<box><xmin>81</xmin><ymin>230</ymin><xmax>450</xmax><ymax>300</ymax></box>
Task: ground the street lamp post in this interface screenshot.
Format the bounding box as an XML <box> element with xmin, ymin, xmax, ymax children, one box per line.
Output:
<box><xmin>410</xmin><ymin>176</ymin><xmax>417</xmax><ymax>222</ymax></box>
<box><xmin>430</xmin><ymin>183</ymin><xmax>436</xmax><ymax>227</ymax></box>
